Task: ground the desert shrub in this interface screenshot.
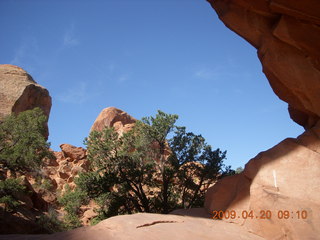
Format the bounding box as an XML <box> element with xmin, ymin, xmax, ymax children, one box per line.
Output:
<box><xmin>0</xmin><ymin>178</ymin><xmax>25</xmax><ymax>211</ymax></box>
<box><xmin>58</xmin><ymin>185</ymin><xmax>88</xmax><ymax>229</ymax></box>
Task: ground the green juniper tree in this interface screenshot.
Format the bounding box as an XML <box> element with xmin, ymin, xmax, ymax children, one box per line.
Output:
<box><xmin>0</xmin><ymin>107</ymin><xmax>52</xmax><ymax>175</ymax></box>
<box><xmin>65</xmin><ymin>110</ymin><xmax>231</xmax><ymax>224</ymax></box>
<box><xmin>138</xmin><ymin>111</ymin><xmax>179</xmax><ymax>213</ymax></box>
<box><xmin>0</xmin><ymin>108</ymin><xmax>53</xmax><ymax>211</ymax></box>
<box><xmin>170</xmin><ymin>126</ymin><xmax>227</xmax><ymax>208</ymax></box>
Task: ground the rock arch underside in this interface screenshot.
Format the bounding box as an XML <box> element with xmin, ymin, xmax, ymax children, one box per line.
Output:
<box><xmin>1</xmin><ymin>1</ymin><xmax>320</xmax><ymax>239</ymax></box>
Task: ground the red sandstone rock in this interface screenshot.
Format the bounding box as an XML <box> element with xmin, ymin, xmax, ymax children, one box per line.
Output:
<box><xmin>204</xmin><ymin>1</ymin><xmax>320</xmax><ymax>239</ymax></box>
<box><xmin>0</xmin><ymin>64</ymin><xmax>52</xmax><ymax>138</ymax></box>
<box><xmin>90</xmin><ymin>107</ymin><xmax>136</xmax><ymax>135</ymax></box>
<box><xmin>60</xmin><ymin>144</ymin><xmax>86</xmax><ymax>160</ymax></box>
<box><xmin>205</xmin><ymin>125</ymin><xmax>320</xmax><ymax>239</ymax></box>
<box><xmin>204</xmin><ymin>172</ymin><xmax>250</xmax><ymax>212</ymax></box>
<box><xmin>57</xmin><ymin>171</ymin><xmax>69</xmax><ymax>180</ymax></box>
<box><xmin>81</xmin><ymin>209</ymin><xmax>98</xmax><ymax>225</ymax></box>
<box><xmin>43</xmin><ymin>157</ymin><xmax>59</xmax><ymax>167</ymax></box>
<box><xmin>47</xmin><ymin>145</ymin><xmax>89</xmax><ymax>193</ymax></box>
<box><xmin>0</xmin><ymin>212</ymin><xmax>263</xmax><ymax>240</ymax></box>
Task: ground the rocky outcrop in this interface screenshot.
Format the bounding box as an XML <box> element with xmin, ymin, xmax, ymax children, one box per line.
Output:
<box><xmin>204</xmin><ymin>1</ymin><xmax>320</xmax><ymax>239</ymax></box>
<box><xmin>90</xmin><ymin>107</ymin><xmax>136</xmax><ymax>135</ymax></box>
<box><xmin>0</xmin><ymin>144</ymin><xmax>90</xmax><ymax>234</ymax></box>
<box><xmin>207</xmin><ymin>0</ymin><xmax>320</xmax><ymax>129</ymax></box>
<box><xmin>0</xmin><ymin>64</ymin><xmax>52</xmax><ymax>138</ymax></box>
<box><xmin>45</xmin><ymin>144</ymin><xmax>88</xmax><ymax>192</ymax></box>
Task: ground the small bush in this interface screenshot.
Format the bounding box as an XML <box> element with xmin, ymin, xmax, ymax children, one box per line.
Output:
<box><xmin>0</xmin><ymin>107</ymin><xmax>53</xmax><ymax>174</ymax></box>
<box><xmin>58</xmin><ymin>186</ymin><xmax>88</xmax><ymax>229</ymax></box>
<box><xmin>0</xmin><ymin>195</ymin><xmax>20</xmax><ymax>212</ymax></box>
<box><xmin>0</xmin><ymin>178</ymin><xmax>25</xmax><ymax>211</ymax></box>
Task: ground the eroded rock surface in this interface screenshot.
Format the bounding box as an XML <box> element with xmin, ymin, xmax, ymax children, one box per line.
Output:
<box><xmin>207</xmin><ymin>0</ymin><xmax>320</xmax><ymax>129</ymax></box>
<box><xmin>47</xmin><ymin>144</ymin><xmax>88</xmax><ymax>192</ymax></box>
<box><xmin>90</xmin><ymin>107</ymin><xmax>136</xmax><ymax>135</ymax></box>
<box><xmin>0</xmin><ymin>64</ymin><xmax>52</xmax><ymax>138</ymax></box>
<box><xmin>204</xmin><ymin>1</ymin><xmax>320</xmax><ymax>239</ymax></box>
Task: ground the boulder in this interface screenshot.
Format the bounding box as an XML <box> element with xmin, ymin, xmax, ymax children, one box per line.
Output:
<box><xmin>90</xmin><ymin>107</ymin><xmax>136</xmax><ymax>135</ymax></box>
<box><xmin>60</xmin><ymin>144</ymin><xmax>86</xmax><ymax>161</ymax></box>
<box><xmin>0</xmin><ymin>64</ymin><xmax>52</xmax><ymax>138</ymax></box>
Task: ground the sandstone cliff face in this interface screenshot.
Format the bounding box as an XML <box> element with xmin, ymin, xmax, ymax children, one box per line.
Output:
<box><xmin>207</xmin><ymin>0</ymin><xmax>320</xmax><ymax>129</ymax></box>
<box><xmin>0</xmin><ymin>64</ymin><xmax>52</xmax><ymax>138</ymax></box>
<box><xmin>204</xmin><ymin>1</ymin><xmax>320</xmax><ymax>239</ymax></box>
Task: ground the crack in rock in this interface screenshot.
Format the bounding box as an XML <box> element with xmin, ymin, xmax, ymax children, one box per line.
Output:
<box><xmin>136</xmin><ymin>220</ymin><xmax>180</xmax><ymax>228</ymax></box>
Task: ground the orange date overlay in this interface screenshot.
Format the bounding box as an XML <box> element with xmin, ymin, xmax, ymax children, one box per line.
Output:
<box><xmin>212</xmin><ymin>210</ymin><xmax>308</xmax><ymax>220</ymax></box>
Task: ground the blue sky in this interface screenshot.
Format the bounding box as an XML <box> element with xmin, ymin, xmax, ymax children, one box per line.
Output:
<box><xmin>0</xmin><ymin>0</ymin><xmax>303</xmax><ymax>169</ymax></box>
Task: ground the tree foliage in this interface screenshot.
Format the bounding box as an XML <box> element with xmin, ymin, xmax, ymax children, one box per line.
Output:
<box><xmin>58</xmin><ymin>185</ymin><xmax>88</xmax><ymax>229</ymax></box>
<box><xmin>0</xmin><ymin>178</ymin><xmax>25</xmax><ymax>211</ymax></box>
<box><xmin>66</xmin><ymin>110</ymin><xmax>231</xmax><ymax>223</ymax></box>
<box><xmin>170</xmin><ymin>126</ymin><xmax>227</xmax><ymax>208</ymax></box>
<box><xmin>0</xmin><ymin>107</ymin><xmax>53</xmax><ymax>174</ymax></box>
<box><xmin>0</xmin><ymin>108</ymin><xmax>53</xmax><ymax>211</ymax></box>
